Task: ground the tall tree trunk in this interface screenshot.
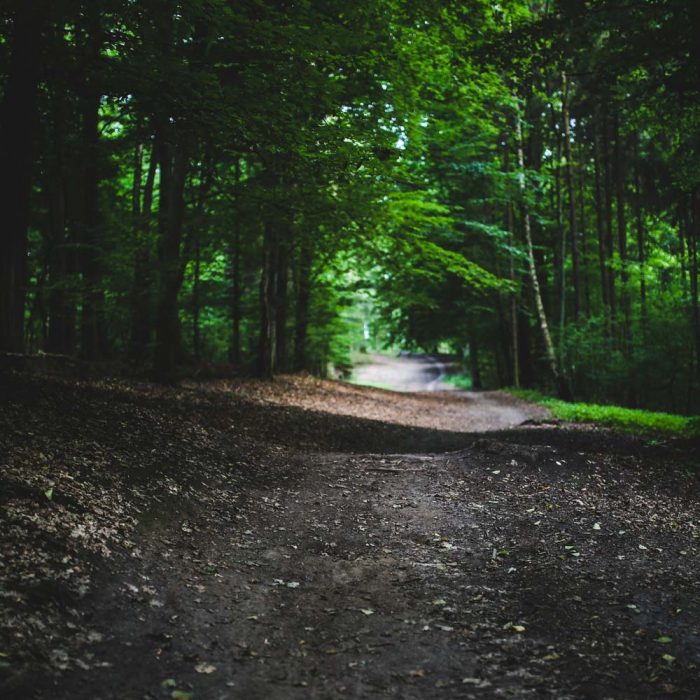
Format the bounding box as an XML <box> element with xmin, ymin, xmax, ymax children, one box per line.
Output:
<box><xmin>129</xmin><ymin>141</ymin><xmax>157</xmax><ymax>361</ymax></box>
<box><xmin>258</xmin><ymin>218</ymin><xmax>277</xmax><ymax>378</ymax></box>
<box><xmin>0</xmin><ymin>3</ymin><xmax>44</xmax><ymax>352</ymax></box>
<box><xmin>602</xmin><ymin>108</ymin><xmax>616</xmax><ymax>322</ymax></box>
<box><xmin>294</xmin><ymin>237</ymin><xmax>313</xmax><ymax>372</ymax></box>
<box><xmin>192</xmin><ymin>230</ymin><xmax>201</xmax><ymax>362</ymax></box>
<box><xmin>504</xmin><ymin>147</ymin><xmax>519</xmax><ymax>387</ymax></box>
<box><xmin>633</xmin><ymin>166</ymin><xmax>647</xmax><ymax>339</ymax></box>
<box><xmin>552</xmin><ymin>103</ymin><xmax>566</xmax><ymax>350</ymax></box>
<box><xmin>228</xmin><ymin>161</ymin><xmax>242</xmax><ymax>365</ymax></box>
<box><xmin>151</xmin><ymin>129</ymin><xmax>188</xmax><ymax>384</ymax></box>
<box><xmin>687</xmin><ymin>195</ymin><xmax>700</xmax><ymax>390</ymax></box>
<box><xmin>613</xmin><ymin>113</ymin><xmax>631</xmax><ymax>356</ymax></box>
<box><xmin>79</xmin><ymin>9</ymin><xmax>106</xmax><ymax>360</ymax></box>
<box><xmin>469</xmin><ymin>333</ymin><xmax>482</xmax><ymax>390</ymax></box>
<box><xmin>578</xmin><ymin>141</ymin><xmax>591</xmax><ymax>317</ymax></box>
<box><xmin>516</xmin><ymin>111</ymin><xmax>568</xmax><ymax>397</ymax></box>
<box><xmin>46</xmin><ymin>89</ymin><xmax>76</xmax><ymax>354</ymax></box>
<box><xmin>593</xmin><ymin>126</ymin><xmax>610</xmax><ymax>320</ymax></box>
<box><xmin>275</xmin><ymin>230</ymin><xmax>291</xmax><ymax>372</ymax></box>
<box><xmin>562</xmin><ymin>72</ymin><xmax>580</xmax><ymax>322</ymax></box>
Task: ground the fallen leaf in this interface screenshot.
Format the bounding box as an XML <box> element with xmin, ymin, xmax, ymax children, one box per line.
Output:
<box><xmin>195</xmin><ymin>662</ymin><xmax>216</xmax><ymax>674</ymax></box>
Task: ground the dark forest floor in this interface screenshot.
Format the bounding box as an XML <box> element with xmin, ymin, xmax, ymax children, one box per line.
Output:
<box><xmin>1</xmin><ymin>371</ymin><xmax>700</xmax><ymax>699</ymax></box>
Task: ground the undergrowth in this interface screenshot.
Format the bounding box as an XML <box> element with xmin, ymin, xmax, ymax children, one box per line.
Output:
<box><xmin>509</xmin><ymin>388</ymin><xmax>700</xmax><ymax>438</ymax></box>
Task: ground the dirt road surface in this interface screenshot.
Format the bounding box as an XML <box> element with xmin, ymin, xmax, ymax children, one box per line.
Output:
<box><xmin>351</xmin><ymin>353</ymin><xmax>451</xmax><ymax>392</ymax></box>
<box><xmin>2</xmin><ymin>370</ymin><xmax>699</xmax><ymax>699</ymax></box>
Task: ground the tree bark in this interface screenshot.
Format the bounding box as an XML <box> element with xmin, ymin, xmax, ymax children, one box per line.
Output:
<box><xmin>79</xmin><ymin>8</ymin><xmax>106</xmax><ymax>360</ymax></box>
<box><xmin>257</xmin><ymin>218</ymin><xmax>277</xmax><ymax>378</ymax></box>
<box><xmin>503</xmin><ymin>147</ymin><xmax>519</xmax><ymax>387</ymax></box>
<box><xmin>516</xmin><ymin>111</ymin><xmax>568</xmax><ymax>398</ymax></box>
<box><xmin>129</xmin><ymin>141</ymin><xmax>157</xmax><ymax>361</ymax></box>
<box><xmin>0</xmin><ymin>2</ymin><xmax>44</xmax><ymax>352</ymax></box>
<box><xmin>151</xmin><ymin>127</ymin><xmax>188</xmax><ymax>384</ymax></box>
<box><xmin>602</xmin><ymin>108</ymin><xmax>616</xmax><ymax>321</ymax></box>
<box><xmin>294</xmin><ymin>237</ymin><xmax>313</xmax><ymax>372</ymax></box>
<box><xmin>593</xmin><ymin>126</ymin><xmax>609</xmax><ymax>318</ymax></box>
<box><xmin>45</xmin><ymin>89</ymin><xmax>76</xmax><ymax>354</ymax></box>
<box><xmin>613</xmin><ymin>113</ymin><xmax>631</xmax><ymax>355</ymax></box>
<box><xmin>228</xmin><ymin>160</ymin><xmax>242</xmax><ymax>365</ymax></box>
<box><xmin>275</xmin><ymin>229</ymin><xmax>291</xmax><ymax>372</ymax></box>
<box><xmin>633</xmin><ymin>166</ymin><xmax>647</xmax><ymax>339</ymax></box>
<box><xmin>562</xmin><ymin>72</ymin><xmax>580</xmax><ymax>323</ymax></box>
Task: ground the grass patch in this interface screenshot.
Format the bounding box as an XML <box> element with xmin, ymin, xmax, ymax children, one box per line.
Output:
<box><xmin>508</xmin><ymin>388</ymin><xmax>700</xmax><ymax>437</ymax></box>
<box><xmin>444</xmin><ymin>372</ymin><xmax>473</xmax><ymax>390</ymax></box>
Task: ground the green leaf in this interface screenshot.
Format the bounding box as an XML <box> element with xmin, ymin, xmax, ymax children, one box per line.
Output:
<box><xmin>171</xmin><ymin>691</ymin><xmax>193</xmax><ymax>700</ymax></box>
<box><xmin>44</xmin><ymin>488</ymin><xmax>53</xmax><ymax>501</ymax></box>
<box><xmin>656</xmin><ymin>636</ymin><xmax>672</xmax><ymax>644</ymax></box>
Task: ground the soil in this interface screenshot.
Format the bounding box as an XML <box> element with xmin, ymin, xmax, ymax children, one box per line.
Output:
<box><xmin>1</xmin><ymin>367</ymin><xmax>700</xmax><ymax>699</ymax></box>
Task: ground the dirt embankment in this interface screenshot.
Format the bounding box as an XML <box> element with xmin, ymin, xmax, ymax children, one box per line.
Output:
<box><xmin>1</xmin><ymin>371</ymin><xmax>699</xmax><ymax>699</ymax></box>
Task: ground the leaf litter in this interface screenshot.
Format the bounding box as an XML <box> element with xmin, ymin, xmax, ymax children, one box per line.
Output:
<box><xmin>1</xmin><ymin>371</ymin><xmax>700</xmax><ymax>698</ymax></box>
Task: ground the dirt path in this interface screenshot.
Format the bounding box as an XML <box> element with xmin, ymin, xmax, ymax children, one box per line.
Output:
<box><xmin>2</xmin><ymin>373</ymin><xmax>700</xmax><ymax>699</ymax></box>
<box><xmin>351</xmin><ymin>353</ymin><xmax>451</xmax><ymax>392</ymax></box>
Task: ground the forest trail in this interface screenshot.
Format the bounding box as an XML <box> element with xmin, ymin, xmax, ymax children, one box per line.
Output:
<box><xmin>350</xmin><ymin>353</ymin><xmax>452</xmax><ymax>393</ymax></box>
<box><xmin>2</xmin><ymin>372</ymin><xmax>700</xmax><ymax>699</ymax></box>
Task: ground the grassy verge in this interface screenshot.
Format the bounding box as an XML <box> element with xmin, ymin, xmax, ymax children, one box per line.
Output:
<box><xmin>444</xmin><ymin>372</ymin><xmax>472</xmax><ymax>390</ymax></box>
<box><xmin>508</xmin><ymin>388</ymin><xmax>700</xmax><ymax>438</ymax></box>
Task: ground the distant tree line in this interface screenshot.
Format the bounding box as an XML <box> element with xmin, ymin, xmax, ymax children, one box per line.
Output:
<box><xmin>1</xmin><ymin>1</ymin><xmax>698</xmax><ymax>414</ymax></box>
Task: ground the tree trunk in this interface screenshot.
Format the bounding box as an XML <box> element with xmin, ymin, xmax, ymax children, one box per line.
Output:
<box><xmin>275</xmin><ymin>230</ymin><xmax>291</xmax><ymax>372</ymax></box>
<box><xmin>294</xmin><ymin>238</ymin><xmax>313</xmax><ymax>372</ymax></box>
<box><xmin>151</xmin><ymin>129</ymin><xmax>188</xmax><ymax>384</ymax></box>
<box><xmin>257</xmin><ymin>219</ymin><xmax>277</xmax><ymax>378</ymax></box>
<box><xmin>45</xmin><ymin>90</ymin><xmax>76</xmax><ymax>354</ymax></box>
<box><xmin>633</xmin><ymin>166</ymin><xmax>647</xmax><ymax>339</ymax></box>
<box><xmin>602</xmin><ymin>108</ymin><xmax>616</xmax><ymax>321</ymax></box>
<box><xmin>593</xmin><ymin>126</ymin><xmax>610</xmax><ymax>319</ymax></box>
<box><xmin>0</xmin><ymin>3</ymin><xmax>44</xmax><ymax>352</ymax></box>
<box><xmin>129</xmin><ymin>141</ymin><xmax>157</xmax><ymax>361</ymax></box>
<box><xmin>613</xmin><ymin>113</ymin><xmax>631</xmax><ymax>355</ymax></box>
<box><xmin>469</xmin><ymin>334</ymin><xmax>482</xmax><ymax>390</ymax></box>
<box><xmin>228</xmin><ymin>161</ymin><xmax>242</xmax><ymax>365</ymax></box>
<box><xmin>227</xmin><ymin>228</ymin><xmax>242</xmax><ymax>366</ymax></box>
<box><xmin>578</xmin><ymin>141</ymin><xmax>591</xmax><ymax>317</ymax></box>
<box><xmin>192</xmin><ymin>230</ymin><xmax>201</xmax><ymax>362</ymax></box>
<box><xmin>79</xmin><ymin>9</ymin><xmax>106</xmax><ymax>360</ymax></box>
<box><xmin>552</xmin><ymin>102</ymin><xmax>566</xmax><ymax>350</ymax></box>
<box><xmin>562</xmin><ymin>72</ymin><xmax>580</xmax><ymax>323</ymax></box>
<box><xmin>516</xmin><ymin>111</ymin><xmax>568</xmax><ymax>398</ymax></box>
<box><xmin>503</xmin><ymin>147</ymin><xmax>519</xmax><ymax>387</ymax></box>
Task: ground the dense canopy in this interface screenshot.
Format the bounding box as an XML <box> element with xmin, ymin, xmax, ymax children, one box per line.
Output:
<box><xmin>1</xmin><ymin>0</ymin><xmax>699</xmax><ymax>412</ymax></box>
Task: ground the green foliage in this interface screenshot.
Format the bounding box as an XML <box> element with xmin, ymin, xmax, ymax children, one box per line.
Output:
<box><xmin>509</xmin><ymin>389</ymin><xmax>700</xmax><ymax>438</ymax></box>
<box><xmin>444</xmin><ymin>373</ymin><xmax>473</xmax><ymax>390</ymax></box>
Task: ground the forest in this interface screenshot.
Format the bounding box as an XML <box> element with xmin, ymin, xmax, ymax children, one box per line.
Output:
<box><xmin>3</xmin><ymin>3</ymin><xmax>700</xmax><ymax>699</ymax></box>
<box><xmin>1</xmin><ymin>0</ymin><xmax>699</xmax><ymax>412</ymax></box>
